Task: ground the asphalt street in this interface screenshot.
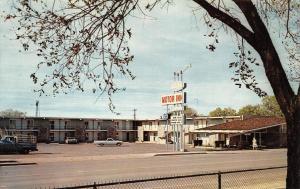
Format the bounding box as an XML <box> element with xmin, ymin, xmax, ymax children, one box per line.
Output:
<box><xmin>0</xmin><ymin>146</ymin><xmax>287</xmax><ymax>189</ymax></box>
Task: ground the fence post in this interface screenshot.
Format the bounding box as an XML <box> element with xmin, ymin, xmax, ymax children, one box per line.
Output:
<box><xmin>218</xmin><ymin>172</ymin><xmax>221</xmax><ymax>189</ymax></box>
<box><xmin>93</xmin><ymin>182</ymin><xmax>97</xmax><ymax>189</ymax></box>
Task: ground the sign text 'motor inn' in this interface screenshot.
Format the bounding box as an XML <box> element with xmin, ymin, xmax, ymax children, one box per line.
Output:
<box><xmin>161</xmin><ymin>93</ymin><xmax>186</xmax><ymax>106</ymax></box>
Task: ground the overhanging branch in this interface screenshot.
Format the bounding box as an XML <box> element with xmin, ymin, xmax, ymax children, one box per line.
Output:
<box><xmin>193</xmin><ymin>0</ymin><xmax>256</xmax><ymax>47</ymax></box>
<box><xmin>233</xmin><ymin>0</ymin><xmax>296</xmax><ymax>116</ymax></box>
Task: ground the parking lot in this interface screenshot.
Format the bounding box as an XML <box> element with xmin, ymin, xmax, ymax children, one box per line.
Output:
<box><xmin>0</xmin><ymin>143</ymin><xmax>287</xmax><ymax>189</ymax></box>
<box><xmin>0</xmin><ymin>142</ymin><xmax>181</xmax><ymax>163</ymax></box>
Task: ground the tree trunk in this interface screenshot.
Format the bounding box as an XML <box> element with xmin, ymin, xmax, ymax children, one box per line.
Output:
<box><xmin>286</xmin><ymin>102</ymin><xmax>300</xmax><ymax>189</ymax></box>
<box><xmin>193</xmin><ymin>1</ymin><xmax>300</xmax><ymax>187</ymax></box>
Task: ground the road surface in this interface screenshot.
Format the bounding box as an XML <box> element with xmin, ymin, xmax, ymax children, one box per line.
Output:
<box><xmin>0</xmin><ymin>148</ymin><xmax>286</xmax><ymax>188</ymax></box>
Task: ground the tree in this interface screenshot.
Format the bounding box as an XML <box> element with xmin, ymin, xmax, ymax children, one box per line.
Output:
<box><xmin>0</xmin><ymin>109</ymin><xmax>26</xmax><ymax>118</ymax></box>
<box><xmin>6</xmin><ymin>0</ymin><xmax>300</xmax><ymax>187</ymax></box>
<box><xmin>209</xmin><ymin>107</ymin><xmax>237</xmax><ymax>117</ymax></box>
<box><xmin>238</xmin><ymin>96</ymin><xmax>283</xmax><ymax>117</ymax></box>
<box><xmin>184</xmin><ymin>106</ymin><xmax>201</xmax><ymax>118</ymax></box>
<box><xmin>238</xmin><ymin>104</ymin><xmax>262</xmax><ymax>117</ymax></box>
<box><xmin>260</xmin><ymin>96</ymin><xmax>284</xmax><ymax>117</ymax></box>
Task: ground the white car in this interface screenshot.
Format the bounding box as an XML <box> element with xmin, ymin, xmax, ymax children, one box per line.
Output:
<box><xmin>94</xmin><ymin>138</ymin><xmax>122</xmax><ymax>146</ymax></box>
<box><xmin>65</xmin><ymin>137</ymin><xmax>78</xmax><ymax>144</ymax></box>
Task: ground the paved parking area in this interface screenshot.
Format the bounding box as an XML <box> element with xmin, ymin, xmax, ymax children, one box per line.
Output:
<box><xmin>0</xmin><ymin>147</ymin><xmax>287</xmax><ymax>189</ymax></box>
<box><xmin>0</xmin><ymin>142</ymin><xmax>177</xmax><ymax>161</ymax></box>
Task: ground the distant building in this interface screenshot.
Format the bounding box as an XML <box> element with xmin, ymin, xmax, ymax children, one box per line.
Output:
<box><xmin>196</xmin><ymin>116</ymin><xmax>286</xmax><ymax>148</ymax></box>
<box><xmin>0</xmin><ymin>117</ymin><xmax>141</xmax><ymax>143</ymax></box>
<box><xmin>138</xmin><ymin>116</ymin><xmax>242</xmax><ymax>144</ymax></box>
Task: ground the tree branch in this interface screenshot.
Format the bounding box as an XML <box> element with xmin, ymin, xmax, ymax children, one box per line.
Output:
<box><xmin>232</xmin><ymin>0</ymin><xmax>296</xmax><ymax>117</ymax></box>
<box><xmin>193</xmin><ymin>0</ymin><xmax>256</xmax><ymax>47</ymax></box>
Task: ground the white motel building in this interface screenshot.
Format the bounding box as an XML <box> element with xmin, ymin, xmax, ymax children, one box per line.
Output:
<box><xmin>138</xmin><ymin>116</ymin><xmax>242</xmax><ymax>145</ymax></box>
<box><xmin>0</xmin><ymin>116</ymin><xmax>241</xmax><ymax>145</ymax></box>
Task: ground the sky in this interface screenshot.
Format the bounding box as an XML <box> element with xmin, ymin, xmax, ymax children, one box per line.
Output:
<box><xmin>0</xmin><ymin>0</ymin><xmax>298</xmax><ymax>119</ymax></box>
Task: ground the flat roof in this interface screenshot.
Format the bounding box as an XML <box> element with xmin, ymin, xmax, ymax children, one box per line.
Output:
<box><xmin>0</xmin><ymin>116</ymin><xmax>140</xmax><ymax>121</ymax></box>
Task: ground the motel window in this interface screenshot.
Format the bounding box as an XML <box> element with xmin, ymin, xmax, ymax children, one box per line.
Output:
<box><xmin>97</xmin><ymin>122</ymin><xmax>102</xmax><ymax>130</ymax></box>
<box><xmin>64</xmin><ymin>121</ymin><xmax>71</xmax><ymax>129</ymax></box>
<box><xmin>50</xmin><ymin>121</ymin><xmax>55</xmax><ymax>130</ymax></box>
<box><xmin>49</xmin><ymin>133</ymin><xmax>54</xmax><ymax>142</ymax></box>
<box><xmin>9</xmin><ymin>120</ymin><xmax>16</xmax><ymax>129</ymax></box>
<box><xmin>194</xmin><ymin>121</ymin><xmax>198</xmax><ymax>126</ymax></box>
<box><xmin>27</xmin><ymin>119</ymin><xmax>34</xmax><ymax>128</ymax></box>
<box><xmin>114</xmin><ymin>121</ymin><xmax>119</xmax><ymax>129</ymax></box>
<box><xmin>199</xmin><ymin>120</ymin><xmax>207</xmax><ymax>128</ymax></box>
<box><xmin>84</xmin><ymin>121</ymin><xmax>88</xmax><ymax>129</ymax></box>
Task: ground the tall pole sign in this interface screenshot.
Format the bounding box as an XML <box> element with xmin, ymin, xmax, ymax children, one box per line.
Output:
<box><xmin>161</xmin><ymin>64</ymin><xmax>191</xmax><ymax>152</ymax></box>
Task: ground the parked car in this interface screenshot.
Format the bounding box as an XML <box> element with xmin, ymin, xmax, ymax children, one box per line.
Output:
<box><xmin>0</xmin><ymin>135</ymin><xmax>38</xmax><ymax>154</ymax></box>
<box><xmin>94</xmin><ymin>138</ymin><xmax>122</xmax><ymax>146</ymax></box>
<box><xmin>65</xmin><ymin>137</ymin><xmax>78</xmax><ymax>144</ymax></box>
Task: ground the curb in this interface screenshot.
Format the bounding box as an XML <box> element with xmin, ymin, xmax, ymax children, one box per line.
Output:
<box><xmin>0</xmin><ymin>162</ymin><xmax>37</xmax><ymax>167</ymax></box>
<box><xmin>154</xmin><ymin>152</ymin><xmax>207</xmax><ymax>156</ymax></box>
<box><xmin>0</xmin><ymin>160</ymin><xmax>17</xmax><ymax>163</ymax></box>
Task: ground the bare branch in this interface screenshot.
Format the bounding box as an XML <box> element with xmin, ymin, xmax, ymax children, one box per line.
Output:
<box><xmin>193</xmin><ymin>0</ymin><xmax>256</xmax><ymax>47</ymax></box>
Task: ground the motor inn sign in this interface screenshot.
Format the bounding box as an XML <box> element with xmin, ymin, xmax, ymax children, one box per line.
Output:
<box><xmin>161</xmin><ymin>93</ymin><xmax>186</xmax><ymax>105</ymax></box>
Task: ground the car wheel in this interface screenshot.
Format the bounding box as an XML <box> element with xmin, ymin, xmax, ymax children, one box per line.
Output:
<box><xmin>116</xmin><ymin>143</ymin><xmax>121</xmax><ymax>146</ymax></box>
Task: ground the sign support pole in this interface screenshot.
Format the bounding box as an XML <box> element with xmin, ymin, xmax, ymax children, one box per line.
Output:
<box><xmin>166</xmin><ymin>105</ymin><xmax>169</xmax><ymax>151</ymax></box>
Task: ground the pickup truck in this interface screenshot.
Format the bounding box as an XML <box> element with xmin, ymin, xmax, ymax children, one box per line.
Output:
<box><xmin>65</xmin><ymin>137</ymin><xmax>78</xmax><ymax>144</ymax></box>
<box><xmin>0</xmin><ymin>135</ymin><xmax>38</xmax><ymax>154</ymax></box>
<box><xmin>94</xmin><ymin>138</ymin><xmax>122</xmax><ymax>146</ymax></box>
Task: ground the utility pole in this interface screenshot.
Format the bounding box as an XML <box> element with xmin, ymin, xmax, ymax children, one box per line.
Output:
<box><xmin>35</xmin><ymin>100</ymin><xmax>39</xmax><ymax>117</ymax></box>
<box><xmin>133</xmin><ymin>108</ymin><xmax>137</xmax><ymax>120</ymax></box>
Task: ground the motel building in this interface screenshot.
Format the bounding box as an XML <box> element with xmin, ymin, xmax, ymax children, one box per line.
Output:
<box><xmin>0</xmin><ymin>115</ymin><xmax>285</xmax><ymax>149</ymax></box>
<box><xmin>137</xmin><ymin>116</ymin><xmax>242</xmax><ymax>145</ymax></box>
<box><xmin>196</xmin><ymin>116</ymin><xmax>287</xmax><ymax>148</ymax></box>
<box><xmin>0</xmin><ymin>117</ymin><xmax>141</xmax><ymax>143</ymax></box>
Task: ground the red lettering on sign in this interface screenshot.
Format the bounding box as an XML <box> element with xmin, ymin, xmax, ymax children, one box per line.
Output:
<box><xmin>176</xmin><ymin>94</ymin><xmax>182</xmax><ymax>102</ymax></box>
<box><xmin>161</xmin><ymin>96</ymin><xmax>167</xmax><ymax>103</ymax></box>
<box><xmin>161</xmin><ymin>93</ymin><xmax>185</xmax><ymax>105</ymax></box>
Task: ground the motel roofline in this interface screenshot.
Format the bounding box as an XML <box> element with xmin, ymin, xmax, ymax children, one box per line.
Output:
<box><xmin>142</xmin><ymin>115</ymin><xmax>242</xmax><ymax>122</ymax></box>
<box><xmin>196</xmin><ymin>123</ymin><xmax>286</xmax><ymax>134</ymax></box>
<box><xmin>196</xmin><ymin>116</ymin><xmax>285</xmax><ymax>134</ymax></box>
<box><xmin>0</xmin><ymin>115</ymin><xmax>242</xmax><ymax>122</ymax></box>
<box><xmin>0</xmin><ymin>116</ymin><xmax>139</xmax><ymax>122</ymax></box>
